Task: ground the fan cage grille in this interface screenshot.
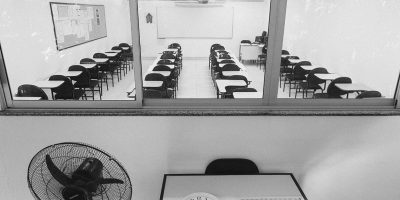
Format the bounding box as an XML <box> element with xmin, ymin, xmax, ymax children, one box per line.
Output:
<box><xmin>27</xmin><ymin>142</ymin><xmax>132</xmax><ymax>200</ymax></box>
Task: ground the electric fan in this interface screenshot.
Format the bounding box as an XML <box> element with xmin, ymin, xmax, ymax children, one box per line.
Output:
<box><xmin>27</xmin><ymin>142</ymin><xmax>132</xmax><ymax>200</ymax></box>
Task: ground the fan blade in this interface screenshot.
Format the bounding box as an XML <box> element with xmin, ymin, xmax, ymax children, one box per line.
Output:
<box><xmin>45</xmin><ymin>155</ymin><xmax>72</xmax><ymax>186</ymax></box>
<box><xmin>98</xmin><ymin>178</ymin><xmax>124</xmax><ymax>184</ymax></box>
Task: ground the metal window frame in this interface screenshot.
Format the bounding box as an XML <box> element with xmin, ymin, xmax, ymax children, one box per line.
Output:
<box><xmin>0</xmin><ymin>0</ymin><xmax>398</xmax><ymax>115</ymax></box>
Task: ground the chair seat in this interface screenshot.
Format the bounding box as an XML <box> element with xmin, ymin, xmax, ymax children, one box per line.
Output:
<box><xmin>74</xmin><ymin>80</ymin><xmax>99</xmax><ymax>88</ymax></box>
<box><xmin>285</xmin><ymin>74</ymin><xmax>306</xmax><ymax>81</ymax></box>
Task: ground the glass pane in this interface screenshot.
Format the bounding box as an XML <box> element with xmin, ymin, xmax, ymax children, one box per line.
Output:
<box><xmin>279</xmin><ymin>0</ymin><xmax>400</xmax><ymax>100</ymax></box>
<box><xmin>0</xmin><ymin>0</ymin><xmax>135</xmax><ymax>101</ymax></box>
<box><xmin>138</xmin><ymin>0</ymin><xmax>270</xmax><ymax>99</ymax></box>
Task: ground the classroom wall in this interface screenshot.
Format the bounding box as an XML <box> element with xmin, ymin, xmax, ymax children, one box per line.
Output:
<box><xmin>1</xmin><ymin>116</ymin><xmax>400</xmax><ymax>200</ymax></box>
<box><xmin>0</xmin><ymin>0</ymin><xmax>132</xmax><ymax>95</ymax></box>
<box><xmin>138</xmin><ymin>1</ymin><xmax>270</xmax><ymax>58</ymax></box>
<box><xmin>282</xmin><ymin>0</ymin><xmax>400</xmax><ymax>98</ymax></box>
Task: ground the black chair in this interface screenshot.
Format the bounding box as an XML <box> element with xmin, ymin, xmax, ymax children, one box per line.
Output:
<box><xmin>209</xmin><ymin>44</ymin><xmax>224</xmax><ymax>69</ymax></box>
<box><xmin>221</xmin><ymin>64</ymin><xmax>241</xmax><ymax>71</ymax></box>
<box><xmin>111</xmin><ymin>46</ymin><xmax>127</xmax><ymax>75</ymax></box>
<box><xmin>279</xmin><ymin>56</ymin><xmax>299</xmax><ymax>88</ymax></box>
<box><xmin>69</xmin><ymin>65</ymin><xmax>101</xmax><ymax>100</ymax></box>
<box><xmin>313</xmin><ymin>77</ymin><xmax>352</xmax><ymax>99</ymax></box>
<box><xmin>241</xmin><ymin>40</ymin><xmax>252</xmax><ymax>44</ymax></box>
<box><xmin>93</xmin><ymin>53</ymin><xmax>119</xmax><ymax>87</ymax></box>
<box><xmin>283</xmin><ymin>61</ymin><xmax>311</xmax><ymax>97</ymax></box>
<box><xmin>145</xmin><ymin>73</ymin><xmax>174</xmax><ymax>98</ymax></box>
<box><xmin>153</xmin><ymin>65</ymin><xmax>172</xmax><ymax>71</ymax></box>
<box><xmin>157</xmin><ymin>59</ymin><xmax>175</xmax><ymax>65</ymax></box>
<box><xmin>225</xmin><ymin>75</ymin><xmax>251</xmax><ymax>86</ymax></box>
<box><xmin>296</xmin><ymin>67</ymin><xmax>328</xmax><ymax>98</ymax></box>
<box><xmin>219</xmin><ymin>54</ymin><xmax>231</xmax><ymax>59</ymax></box>
<box><xmin>49</xmin><ymin>75</ymin><xmax>85</xmax><ymax>100</ymax></box>
<box><xmin>257</xmin><ymin>45</ymin><xmax>268</xmax><ymax>70</ymax></box>
<box><xmin>282</xmin><ymin>50</ymin><xmax>290</xmax><ymax>55</ymax></box>
<box><xmin>119</xmin><ymin>43</ymin><xmax>133</xmax><ymax>71</ymax></box>
<box><xmin>161</xmin><ymin>53</ymin><xmax>176</xmax><ymax>60</ymax></box>
<box><xmin>356</xmin><ymin>91</ymin><xmax>382</xmax><ymax>99</ymax></box>
<box><xmin>80</xmin><ymin>58</ymin><xmax>108</xmax><ymax>92</ymax></box>
<box><xmin>16</xmin><ymin>84</ymin><xmax>48</xmax><ymax>100</ymax></box>
<box><xmin>205</xmin><ymin>158</ymin><xmax>259</xmax><ymax>175</ymax></box>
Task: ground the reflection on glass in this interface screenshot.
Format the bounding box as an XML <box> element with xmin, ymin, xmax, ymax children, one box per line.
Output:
<box><xmin>0</xmin><ymin>0</ymin><xmax>135</xmax><ymax>101</ymax></box>
<box><xmin>279</xmin><ymin>0</ymin><xmax>400</xmax><ymax>99</ymax></box>
<box><xmin>138</xmin><ymin>0</ymin><xmax>270</xmax><ymax>99</ymax></box>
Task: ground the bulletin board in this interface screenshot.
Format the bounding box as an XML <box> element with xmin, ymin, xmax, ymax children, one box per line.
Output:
<box><xmin>50</xmin><ymin>2</ymin><xmax>107</xmax><ymax>51</ymax></box>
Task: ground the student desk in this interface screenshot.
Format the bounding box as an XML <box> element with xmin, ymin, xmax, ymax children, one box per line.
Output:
<box><xmin>57</xmin><ymin>71</ymin><xmax>83</xmax><ymax>77</ymax></box>
<box><xmin>215</xmin><ymin>79</ymin><xmax>247</xmax><ymax>99</ymax></box>
<box><xmin>160</xmin><ymin>174</ymin><xmax>307</xmax><ymax>200</ymax></box>
<box><xmin>233</xmin><ymin>92</ymin><xmax>263</xmax><ymax>99</ymax></box>
<box><xmin>239</xmin><ymin>43</ymin><xmax>263</xmax><ymax>62</ymax></box>
<box><xmin>335</xmin><ymin>83</ymin><xmax>371</xmax><ymax>99</ymax></box>
<box><xmin>92</xmin><ymin>58</ymin><xmax>109</xmax><ymax>64</ymax></box>
<box><xmin>221</xmin><ymin>71</ymin><xmax>249</xmax><ymax>77</ymax></box>
<box><xmin>104</xmin><ymin>52</ymin><xmax>119</xmax><ymax>58</ymax></box>
<box><xmin>34</xmin><ymin>80</ymin><xmax>64</xmax><ymax>89</ymax></box>
<box><xmin>79</xmin><ymin>64</ymin><xmax>97</xmax><ymax>69</ymax></box>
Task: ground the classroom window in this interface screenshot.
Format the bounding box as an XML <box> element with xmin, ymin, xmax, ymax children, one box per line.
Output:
<box><xmin>278</xmin><ymin>0</ymin><xmax>400</xmax><ymax>100</ymax></box>
<box><xmin>138</xmin><ymin>0</ymin><xmax>270</xmax><ymax>100</ymax></box>
<box><xmin>0</xmin><ymin>0</ymin><xmax>136</xmax><ymax>104</ymax></box>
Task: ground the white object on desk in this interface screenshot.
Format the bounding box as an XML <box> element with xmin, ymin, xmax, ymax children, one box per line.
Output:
<box><xmin>161</xmin><ymin>175</ymin><xmax>305</xmax><ymax>200</ymax></box>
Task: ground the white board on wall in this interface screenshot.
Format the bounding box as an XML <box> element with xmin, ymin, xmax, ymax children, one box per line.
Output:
<box><xmin>156</xmin><ymin>6</ymin><xmax>234</xmax><ymax>39</ymax></box>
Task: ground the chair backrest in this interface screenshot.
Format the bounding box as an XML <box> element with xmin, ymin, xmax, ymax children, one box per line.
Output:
<box><xmin>262</xmin><ymin>45</ymin><xmax>267</xmax><ymax>54</ymax></box>
<box><xmin>226</xmin><ymin>75</ymin><xmax>248</xmax><ymax>84</ymax></box>
<box><xmin>49</xmin><ymin>75</ymin><xmax>74</xmax><ymax>99</ymax></box>
<box><xmin>282</xmin><ymin>50</ymin><xmax>290</xmax><ymax>55</ymax></box>
<box><xmin>205</xmin><ymin>158</ymin><xmax>259</xmax><ymax>175</ymax></box>
<box><xmin>221</xmin><ymin>64</ymin><xmax>240</xmax><ymax>71</ymax></box>
<box><xmin>161</xmin><ymin>54</ymin><xmax>175</xmax><ymax>59</ymax></box>
<box><xmin>210</xmin><ymin>44</ymin><xmax>223</xmax><ymax>53</ymax></box>
<box><xmin>168</xmin><ymin>43</ymin><xmax>181</xmax><ymax>50</ymax></box>
<box><xmin>68</xmin><ymin>65</ymin><xmax>91</xmax><ymax>85</ymax></box>
<box><xmin>119</xmin><ymin>43</ymin><xmax>130</xmax><ymax>48</ymax></box>
<box><xmin>241</xmin><ymin>40</ymin><xmax>251</xmax><ymax>44</ymax></box>
<box><xmin>327</xmin><ymin>77</ymin><xmax>352</xmax><ymax>97</ymax></box>
<box><xmin>80</xmin><ymin>58</ymin><xmax>95</xmax><ymax>64</ymax></box>
<box><xmin>153</xmin><ymin>65</ymin><xmax>172</xmax><ymax>71</ymax></box>
<box><xmin>211</xmin><ymin>45</ymin><xmax>225</xmax><ymax>53</ymax></box>
<box><xmin>356</xmin><ymin>91</ymin><xmax>382</xmax><ymax>99</ymax></box>
<box><xmin>112</xmin><ymin>46</ymin><xmax>123</xmax><ymax>51</ymax></box>
<box><xmin>233</xmin><ymin>88</ymin><xmax>257</xmax><ymax>93</ymax></box>
<box><xmin>93</xmin><ymin>53</ymin><xmax>107</xmax><ymax>59</ymax></box>
<box><xmin>157</xmin><ymin>59</ymin><xmax>174</xmax><ymax>65</ymax></box>
<box><xmin>220</xmin><ymin>59</ymin><xmax>235</xmax><ymax>64</ymax></box>
<box><xmin>17</xmin><ymin>84</ymin><xmax>48</xmax><ymax>100</ymax></box>
<box><xmin>219</xmin><ymin>54</ymin><xmax>231</xmax><ymax>59</ymax></box>
<box><xmin>145</xmin><ymin>73</ymin><xmax>166</xmax><ymax>81</ymax></box>
<box><xmin>307</xmin><ymin>67</ymin><xmax>329</xmax><ymax>85</ymax></box>
<box><xmin>262</xmin><ymin>31</ymin><xmax>267</xmax><ymax>37</ymax></box>
<box><xmin>143</xmin><ymin>89</ymin><xmax>163</xmax><ymax>98</ymax></box>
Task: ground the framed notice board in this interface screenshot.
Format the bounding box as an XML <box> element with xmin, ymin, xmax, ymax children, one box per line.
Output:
<box><xmin>50</xmin><ymin>2</ymin><xmax>107</xmax><ymax>51</ymax></box>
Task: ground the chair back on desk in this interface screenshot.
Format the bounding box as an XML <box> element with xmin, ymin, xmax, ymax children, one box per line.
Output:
<box><xmin>17</xmin><ymin>84</ymin><xmax>48</xmax><ymax>100</ymax></box>
<box><xmin>241</xmin><ymin>40</ymin><xmax>251</xmax><ymax>44</ymax></box>
<box><xmin>221</xmin><ymin>64</ymin><xmax>241</xmax><ymax>72</ymax></box>
<box><xmin>68</xmin><ymin>65</ymin><xmax>91</xmax><ymax>86</ymax></box>
<box><xmin>205</xmin><ymin>158</ymin><xmax>259</xmax><ymax>175</ymax></box>
<box><xmin>49</xmin><ymin>75</ymin><xmax>82</xmax><ymax>100</ymax></box>
<box><xmin>328</xmin><ymin>77</ymin><xmax>353</xmax><ymax>97</ymax></box>
<box><xmin>153</xmin><ymin>65</ymin><xmax>172</xmax><ymax>71</ymax></box>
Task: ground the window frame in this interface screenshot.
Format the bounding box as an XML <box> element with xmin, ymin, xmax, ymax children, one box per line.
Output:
<box><xmin>0</xmin><ymin>0</ymin><xmax>399</xmax><ymax>115</ymax></box>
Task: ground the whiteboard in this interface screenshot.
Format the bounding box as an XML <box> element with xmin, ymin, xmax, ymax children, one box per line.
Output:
<box><xmin>50</xmin><ymin>3</ymin><xmax>107</xmax><ymax>51</ymax></box>
<box><xmin>157</xmin><ymin>6</ymin><xmax>234</xmax><ymax>39</ymax></box>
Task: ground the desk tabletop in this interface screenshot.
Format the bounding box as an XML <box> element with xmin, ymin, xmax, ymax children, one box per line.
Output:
<box><xmin>143</xmin><ymin>81</ymin><xmax>163</xmax><ymax>88</ymax></box>
<box><xmin>34</xmin><ymin>80</ymin><xmax>64</xmax><ymax>89</ymax></box>
<box><xmin>314</xmin><ymin>73</ymin><xmax>340</xmax><ymax>80</ymax></box>
<box><xmin>300</xmin><ymin>65</ymin><xmax>315</xmax><ymax>71</ymax></box>
<box><xmin>335</xmin><ymin>83</ymin><xmax>372</xmax><ymax>92</ymax></box>
<box><xmin>222</xmin><ymin>71</ymin><xmax>248</xmax><ymax>77</ymax></box>
<box><xmin>79</xmin><ymin>64</ymin><xmax>97</xmax><ymax>69</ymax></box>
<box><xmin>161</xmin><ymin>174</ymin><xmax>306</xmax><ymax>200</ymax></box>
<box><xmin>109</xmin><ymin>50</ymin><xmax>122</xmax><ymax>53</ymax></box>
<box><xmin>233</xmin><ymin>92</ymin><xmax>263</xmax><ymax>99</ymax></box>
<box><xmin>104</xmin><ymin>52</ymin><xmax>119</xmax><ymax>57</ymax></box>
<box><xmin>57</xmin><ymin>71</ymin><xmax>83</xmax><ymax>77</ymax></box>
<box><xmin>121</xmin><ymin>47</ymin><xmax>130</xmax><ymax>50</ymax></box>
<box><xmin>151</xmin><ymin>71</ymin><xmax>172</xmax><ymax>77</ymax></box>
<box><xmin>92</xmin><ymin>58</ymin><xmax>109</xmax><ymax>63</ymax></box>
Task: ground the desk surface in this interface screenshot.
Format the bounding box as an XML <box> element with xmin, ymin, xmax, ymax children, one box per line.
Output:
<box><xmin>335</xmin><ymin>83</ymin><xmax>371</xmax><ymax>92</ymax></box>
<box><xmin>160</xmin><ymin>174</ymin><xmax>306</xmax><ymax>200</ymax></box>
<box><xmin>92</xmin><ymin>58</ymin><xmax>109</xmax><ymax>63</ymax></box>
<box><xmin>143</xmin><ymin>81</ymin><xmax>163</xmax><ymax>88</ymax></box>
<box><xmin>34</xmin><ymin>80</ymin><xmax>64</xmax><ymax>89</ymax></box>
<box><xmin>58</xmin><ymin>71</ymin><xmax>83</xmax><ymax>77</ymax></box>
<box><xmin>13</xmin><ymin>96</ymin><xmax>42</xmax><ymax>101</ymax></box>
<box><xmin>79</xmin><ymin>64</ymin><xmax>97</xmax><ymax>69</ymax></box>
<box><xmin>314</xmin><ymin>73</ymin><xmax>340</xmax><ymax>80</ymax></box>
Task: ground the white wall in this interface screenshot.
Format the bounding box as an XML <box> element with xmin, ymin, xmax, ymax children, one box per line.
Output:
<box><xmin>282</xmin><ymin>0</ymin><xmax>400</xmax><ymax>98</ymax></box>
<box><xmin>1</xmin><ymin>116</ymin><xmax>400</xmax><ymax>200</ymax></box>
<box><xmin>0</xmin><ymin>0</ymin><xmax>132</xmax><ymax>95</ymax></box>
<box><xmin>138</xmin><ymin>1</ymin><xmax>270</xmax><ymax>58</ymax></box>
